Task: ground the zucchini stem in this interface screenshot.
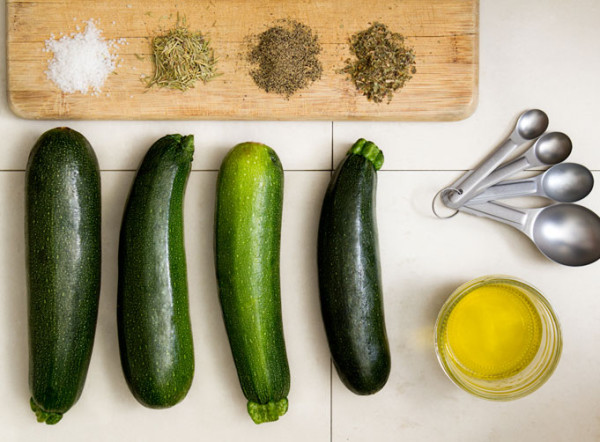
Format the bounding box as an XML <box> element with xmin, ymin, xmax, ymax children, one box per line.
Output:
<box><xmin>30</xmin><ymin>398</ymin><xmax>63</xmax><ymax>425</ymax></box>
<box><xmin>247</xmin><ymin>398</ymin><xmax>289</xmax><ymax>424</ymax></box>
<box><xmin>180</xmin><ymin>135</ymin><xmax>195</xmax><ymax>154</ymax></box>
<box><xmin>349</xmin><ymin>138</ymin><xmax>384</xmax><ymax>170</ymax></box>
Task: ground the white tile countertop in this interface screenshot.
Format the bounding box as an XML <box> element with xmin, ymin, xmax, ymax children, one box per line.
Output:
<box><xmin>2</xmin><ymin>1</ymin><xmax>600</xmax><ymax>441</ymax></box>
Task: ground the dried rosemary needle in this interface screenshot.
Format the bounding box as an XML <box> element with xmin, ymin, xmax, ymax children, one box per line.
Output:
<box><xmin>342</xmin><ymin>22</ymin><xmax>416</xmax><ymax>103</ymax></box>
<box><xmin>148</xmin><ymin>21</ymin><xmax>219</xmax><ymax>91</ymax></box>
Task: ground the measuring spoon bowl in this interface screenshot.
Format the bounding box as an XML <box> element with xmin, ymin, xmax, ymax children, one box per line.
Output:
<box><xmin>533</xmin><ymin>204</ymin><xmax>600</xmax><ymax>267</ymax></box>
<box><xmin>533</xmin><ymin>132</ymin><xmax>573</xmax><ymax>166</ymax></box>
<box><xmin>541</xmin><ymin>163</ymin><xmax>594</xmax><ymax>202</ymax></box>
<box><xmin>515</xmin><ymin>109</ymin><xmax>550</xmax><ymax>140</ymax></box>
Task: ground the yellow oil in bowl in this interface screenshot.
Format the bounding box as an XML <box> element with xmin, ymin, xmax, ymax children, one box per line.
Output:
<box><xmin>443</xmin><ymin>282</ymin><xmax>542</xmax><ymax>379</ymax></box>
<box><xmin>434</xmin><ymin>276</ymin><xmax>562</xmax><ymax>400</ymax></box>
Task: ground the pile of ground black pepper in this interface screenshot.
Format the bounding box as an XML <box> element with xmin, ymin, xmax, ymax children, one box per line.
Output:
<box><xmin>342</xmin><ymin>22</ymin><xmax>416</xmax><ymax>103</ymax></box>
<box><xmin>247</xmin><ymin>20</ymin><xmax>322</xmax><ymax>98</ymax></box>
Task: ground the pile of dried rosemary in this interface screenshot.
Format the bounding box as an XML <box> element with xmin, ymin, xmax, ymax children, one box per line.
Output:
<box><xmin>148</xmin><ymin>20</ymin><xmax>219</xmax><ymax>91</ymax></box>
<box><xmin>342</xmin><ymin>22</ymin><xmax>416</xmax><ymax>103</ymax></box>
<box><xmin>247</xmin><ymin>20</ymin><xmax>323</xmax><ymax>98</ymax></box>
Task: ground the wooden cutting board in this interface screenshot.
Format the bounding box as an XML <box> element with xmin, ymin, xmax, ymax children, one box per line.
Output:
<box><xmin>7</xmin><ymin>0</ymin><xmax>478</xmax><ymax>120</ymax></box>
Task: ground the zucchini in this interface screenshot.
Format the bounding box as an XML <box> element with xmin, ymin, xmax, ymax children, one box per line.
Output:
<box><xmin>117</xmin><ymin>134</ymin><xmax>195</xmax><ymax>408</ymax></box>
<box><xmin>214</xmin><ymin>142</ymin><xmax>290</xmax><ymax>424</ymax></box>
<box><xmin>317</xmin><ymin>138</ymin><xmax>390</xmax><ymax>395</ymax></box>
<box><xmin>26</xmin><ymin>127</ymin><xmax>101</xmax><ymax>424</ymax></box>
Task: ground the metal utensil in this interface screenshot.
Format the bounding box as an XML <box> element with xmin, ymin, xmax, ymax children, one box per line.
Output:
<box><xmin>471</xmin><ymin>132</ymin><xmax>572</xmax><ymax>196</ymax></box>
<box><xmin>443</xmin><ymin>109</ymin><xmax>549</xmax><ymax>209</ymax></box>
<box><xmin>467</xmin><ymin>163</ymin><xmax>593</xmax><ymax>204</ymax></box>
<box><xmin>459</xmin><ymin>201</ymin><xmax>600</xmax><ymax>266</ymax></box>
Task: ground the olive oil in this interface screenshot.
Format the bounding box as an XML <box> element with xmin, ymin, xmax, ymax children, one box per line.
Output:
<box><xmin>441</xmin><ymin>283</ymin><xmax>542</xmax><ymax>379</ymax></box>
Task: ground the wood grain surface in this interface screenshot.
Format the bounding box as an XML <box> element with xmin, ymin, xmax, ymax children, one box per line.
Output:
<box><xmin>7</xmin><ymin>0</ymin><xmax>479</xmax><ymax>120</ymax></box>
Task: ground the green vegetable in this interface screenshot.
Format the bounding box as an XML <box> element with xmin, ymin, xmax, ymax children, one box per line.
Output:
<box><xmin>26</xmin><ymin>127</ymin><xmax>101</xmax><ymax>424</ymax></box>
<box><xmin>214</xmin><ymin>142</ymin><xmax>290</xmax><ymax>424</ymax></box>
<box><xmin>118</xmin><ymin>134</ymin><xmax>195</xmax><ymax>408</ymax></box>
<box><xmin>317</xmin><ymin>138</ymin><xmax>390</xmax><ymax>395</ymax></box>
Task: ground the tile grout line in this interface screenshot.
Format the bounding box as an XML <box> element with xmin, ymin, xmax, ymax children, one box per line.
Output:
<box><xmin>8</xmin><ymin>168</ymin><xmax>600</xmax><ymax>173</ymax></box>
<box><xmin>330</xmin><ymin>121</ymin><xmax>334</xmax><ymax>442</ymax></box>
<box><xmin>0</xmin><ymin>169</ymin><xmax>344</xmax><ymax>173</ymax></box>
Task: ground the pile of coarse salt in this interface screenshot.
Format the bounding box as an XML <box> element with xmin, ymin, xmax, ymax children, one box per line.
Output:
<box><xmin>44</xmin><ymin>20</ymin><xmax>126</xmax><ymax>95</ymax></box>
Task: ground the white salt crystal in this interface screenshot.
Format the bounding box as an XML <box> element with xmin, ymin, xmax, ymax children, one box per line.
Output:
<box><xmin>44</xmin><ymin>20</ymin><xmax>124</xmax><ymax>95</ymax></box>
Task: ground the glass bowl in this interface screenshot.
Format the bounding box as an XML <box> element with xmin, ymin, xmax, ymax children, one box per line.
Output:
<box><xmin>434</xmin><ymin>275</ymin><xmax>562</xmax><ymax>400</ymax></box>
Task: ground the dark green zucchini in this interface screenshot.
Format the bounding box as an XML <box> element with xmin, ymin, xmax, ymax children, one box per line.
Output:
<box><xmin>317</xmin><ymin>138</ymin><xmax>390</xmax><ymax>395</ymax></box>
<box><xmin>117</xmin><ymin>134</ymin><xmax>195</xmax><ymax>408</ymax></box>
<box><xmin>214</xmin><ymin>142</ymin><xmax>290</xmax><ymax>424</ymax></box>
<box><xmin>26</xmin><ymin>127</ymin><xmax>101</xmax><ymax>424</ymax></box>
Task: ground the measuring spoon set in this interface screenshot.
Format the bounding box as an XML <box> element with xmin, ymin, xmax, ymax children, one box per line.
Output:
<box><xmin>436</xmin><ymin>109</ymin><xmax>600</xmax><ymax>266</ymax></box>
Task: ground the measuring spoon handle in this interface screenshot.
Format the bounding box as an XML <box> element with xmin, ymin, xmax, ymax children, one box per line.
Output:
<box><xmin>443</xmin><ymin>137</ymin><xmax>519</xmax><ymax>209</ymax></box>
<box><xmin>459</xmin><ymin>201</ymin><xmax>529</xmax><ymax>232</ymax></box>
<box><xmin>473</xmin><ymin>155</ymin><xmax>532</xmax><ymax>194</ymax></box>
<box><xmin>466</xmin><ymin>177</ymin><xmax>539</xmax><ymax>204</ymax></box>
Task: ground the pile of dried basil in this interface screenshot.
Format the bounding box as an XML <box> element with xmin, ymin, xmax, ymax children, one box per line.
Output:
<box><xmin>247</xmin><ymin>20</ymin><xmax>323</xmax><ymax>98</ymax></box>
<box><xmin>342</xmin><ymin>22</ymin><xmax>416</xmax><ymax>103</ymax></box>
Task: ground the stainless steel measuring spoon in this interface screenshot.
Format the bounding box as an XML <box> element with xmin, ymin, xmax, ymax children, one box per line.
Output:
<box><xmin>467</xmin><ymin>163</ymin><xmax>593</xmax><ymax>205</ymax></box>
<box><xmin>459</xmin><ymin>201</ymin><xmax>600</xmax><ymax>266</ymax></box>
<box><xmin>470</xmin><ymin>132</ymin><xmax>572</xmax><ymax>196</ymax></box>
<box><xmin>442</xmin><ymin>109</ymin><xmax>549</xmax><ymax>210</ymax></box>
